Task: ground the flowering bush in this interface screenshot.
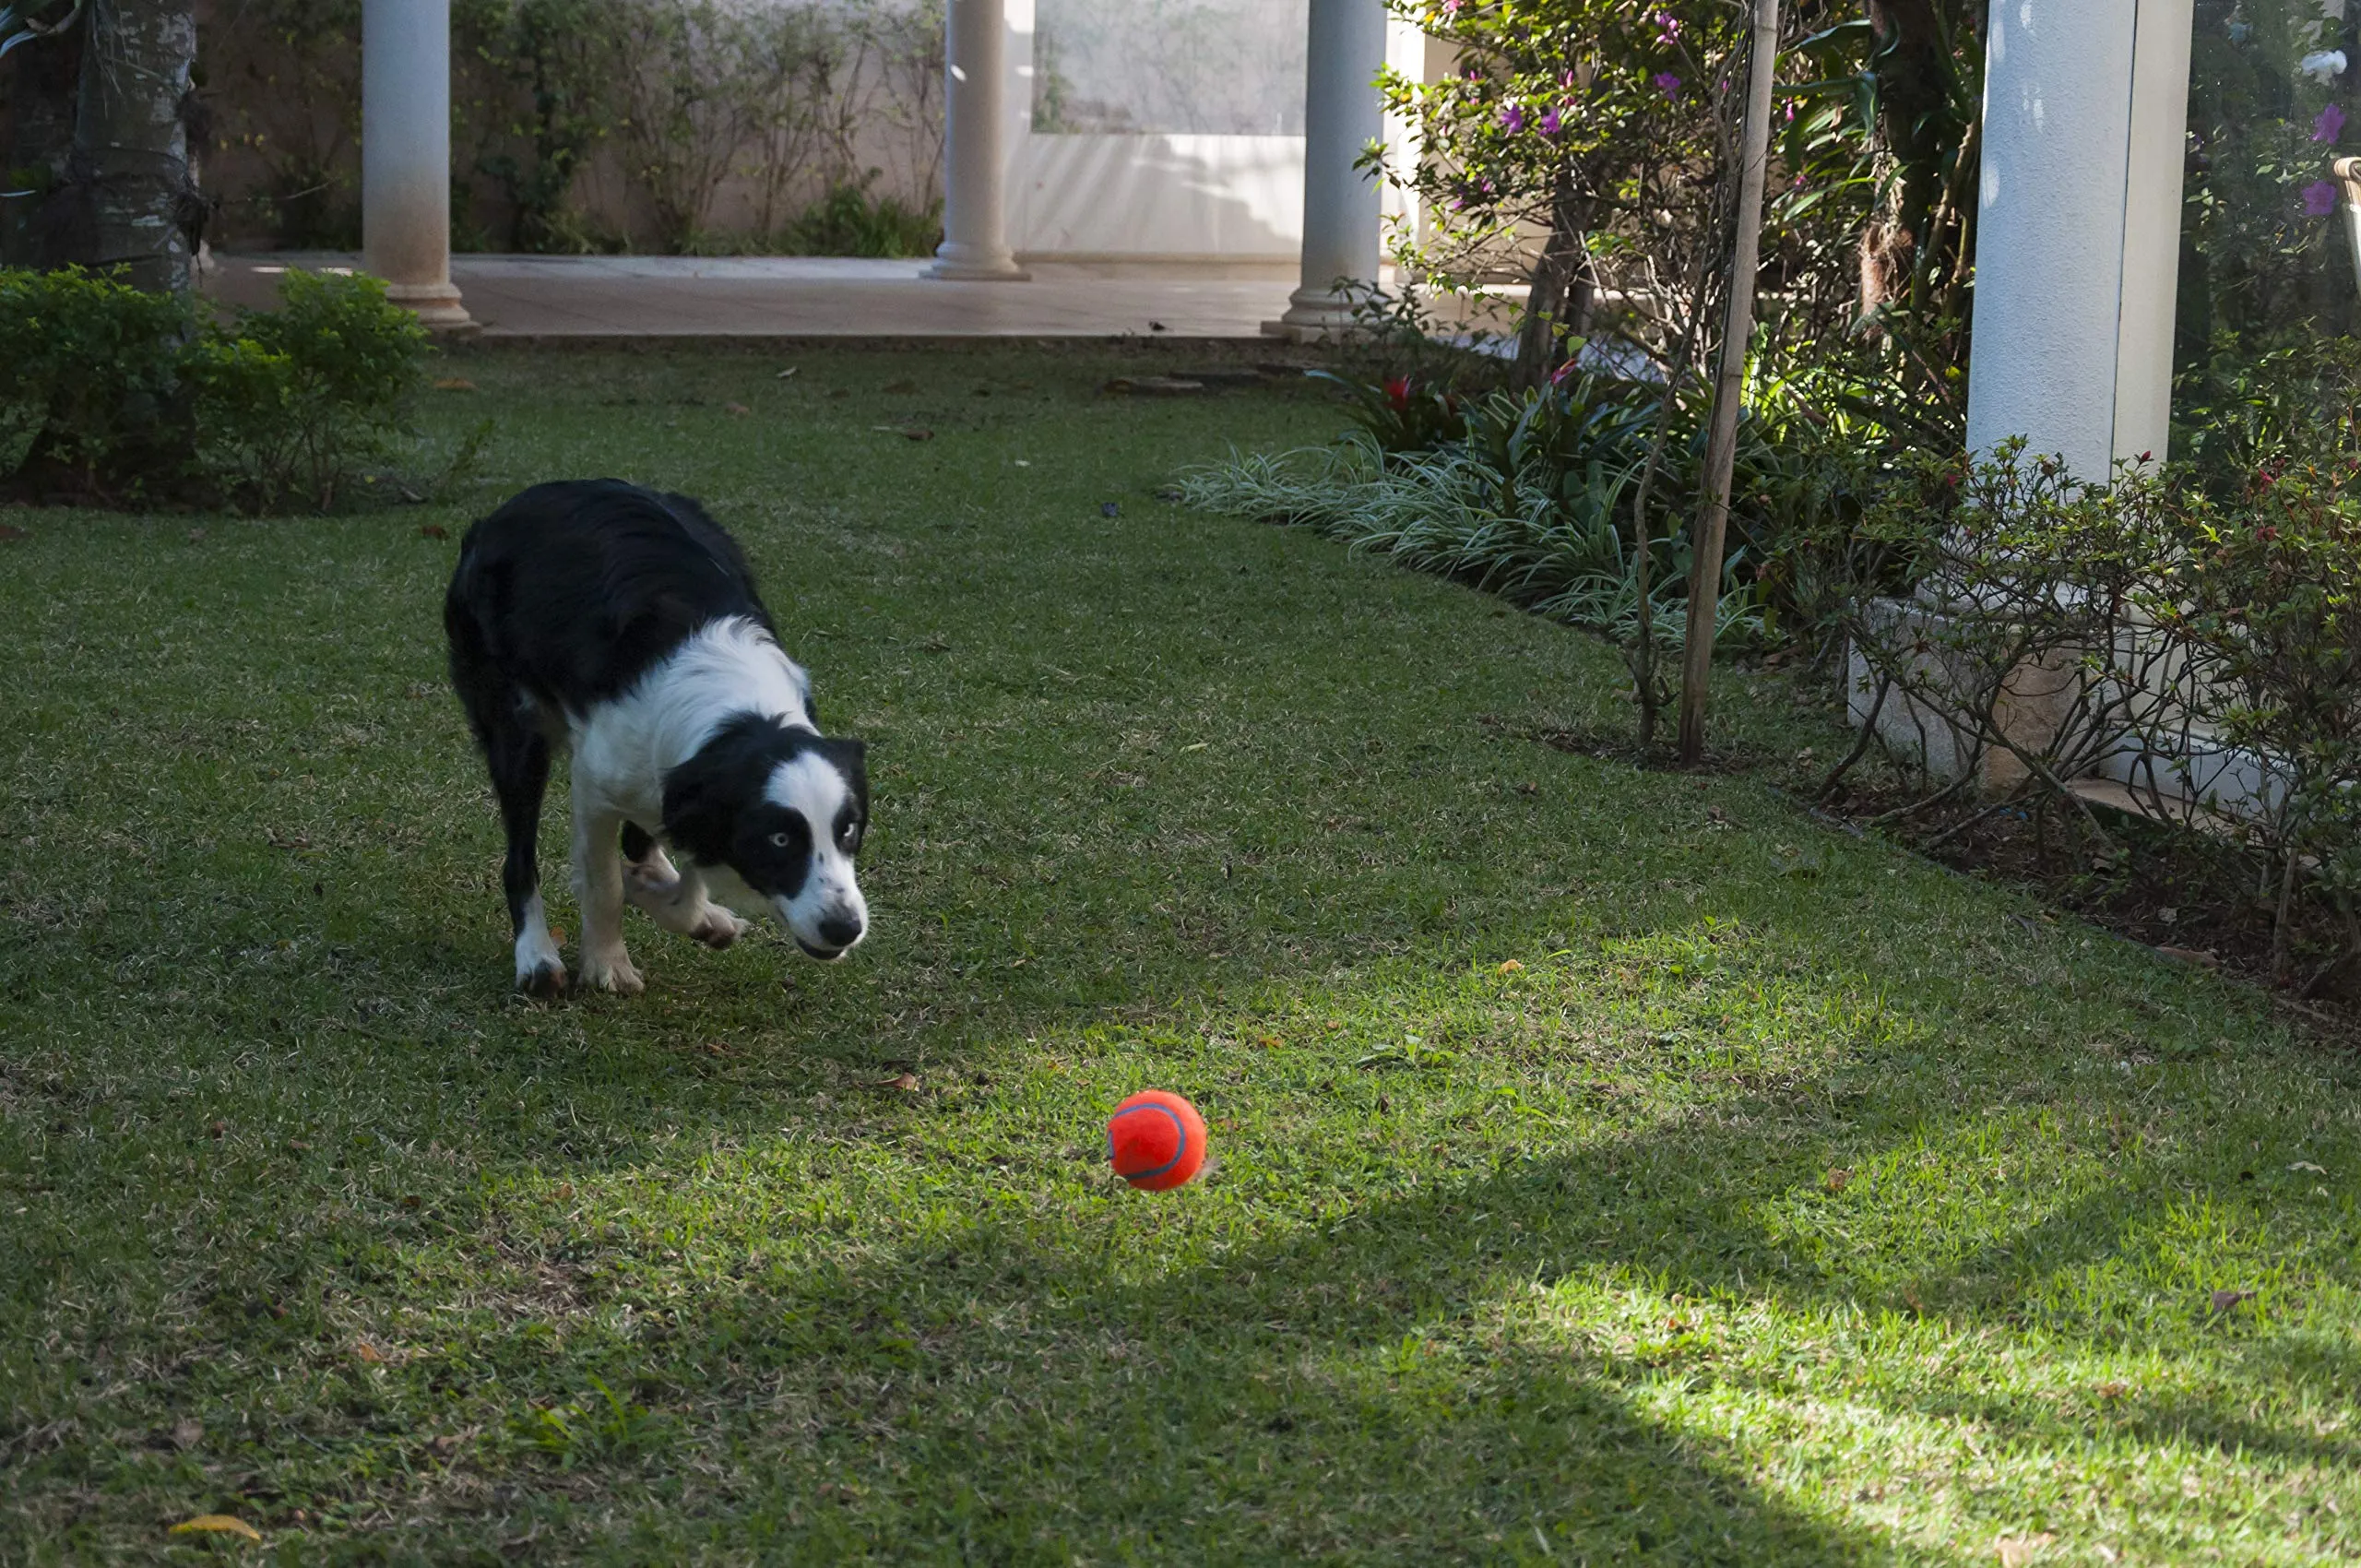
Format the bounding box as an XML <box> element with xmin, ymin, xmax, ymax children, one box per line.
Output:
<box><xmin>1380</xmin><ymin>0</ymin><xmax>1748</xmax><ymax>378</ymax></box>
<box><xmin>2177</xmin><ymin>1</ymin><xmax>2361</xmax><ymax>412</ymax></box>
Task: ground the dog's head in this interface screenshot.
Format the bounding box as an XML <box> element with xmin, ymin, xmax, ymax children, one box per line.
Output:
<box><xmin>662</xmin><ymin>715</ymin><xmax>869</xmax><ymax>959</ymax></box>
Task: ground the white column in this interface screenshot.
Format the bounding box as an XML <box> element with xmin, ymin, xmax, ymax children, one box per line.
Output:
<box><xmin>930</xmin><ymin>0</ymin><xmax>1028</xmax><ymax>280</ymax></box>
<box><xmin>1965</xmin><ymin>0</ymin><xmax>2192</xmax><ymax>476</ymax></box>
<box><xmin>362</xmin><ymin>0</ymin><xmax>470</xmax><ymax>330</ymax></box>
<box><xmin>1267</xmin><ymin>0</ymin><xmax>1387</xmax><ymax>338</ymax></box>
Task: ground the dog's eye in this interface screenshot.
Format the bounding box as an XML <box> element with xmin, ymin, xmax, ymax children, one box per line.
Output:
<box><xmin>769</xmin><ymin>831</ymin><xmax>791</xmax><ymax>849</ymax></box>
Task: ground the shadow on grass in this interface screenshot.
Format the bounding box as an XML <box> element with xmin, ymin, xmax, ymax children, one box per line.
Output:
<box><xmin>370</xmin><ymin>1025</ymin><xmax>2358</xmax><ymax>1561</ymax></box>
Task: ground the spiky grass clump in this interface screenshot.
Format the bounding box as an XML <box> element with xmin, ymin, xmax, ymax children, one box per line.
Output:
<box><xmin>1175</xmin><ymin>436</ymin><xmax>1757</xmax><ymax>650</ymax></box>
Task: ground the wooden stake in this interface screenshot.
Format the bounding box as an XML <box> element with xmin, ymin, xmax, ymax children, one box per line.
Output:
<box><xmin>1676</xmin><ymin>0</ymin><xmax>1781</xmax><ymax>767</ymax></box>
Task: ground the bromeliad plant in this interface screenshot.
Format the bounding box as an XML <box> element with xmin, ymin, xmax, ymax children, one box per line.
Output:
<box><xmin>1180</xmin><ymin>370</ymin><xmax>1762</xmax><ymax>654</ymax></box>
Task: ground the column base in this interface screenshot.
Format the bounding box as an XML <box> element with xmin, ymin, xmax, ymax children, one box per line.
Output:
<box><xmin>384</xmin><ymin>279</ymin><xmax>477</xmax><ymax>333</ymax></box>
<box><xmin>1260</xmin><ymin>284</ymin><xmax>1369</xmax><ymax>343</ymax></box>
<box><xmin>926</xmin><ymin>243</ymin><xmax>1030</xmax><ymax>281</ymax></box>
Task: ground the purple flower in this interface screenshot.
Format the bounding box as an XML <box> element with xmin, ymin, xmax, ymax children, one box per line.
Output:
<box><xmin>1655</xmin><ymin>9</ymin><xmax>1681</xmax><ymax>43</ymax></box>
<box><xmin>2317</xmin><ymin>101</ymin><xmax>2347</xmax><ymax>143</ymax></box>
<box><xmin>2305</xmin><ymin>178</ymin><xmax>2341</xmax><ymax>217</ymax></box>
<box><xmin>1538</xmin><ymin>106</ymin><xmax>1563</xmax><ymax>137</ymax></box>
<box><xmin>1654</xmin><ymin>72</ymin><xmax>1682</xmax><ymax>101</ymax></box>
<box><xmin>1499</xmin><ymin>102</ymin><xmax>1526</xmax><ymax>133</ymax></box>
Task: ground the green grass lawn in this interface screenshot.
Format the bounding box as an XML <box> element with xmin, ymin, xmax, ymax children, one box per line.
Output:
<box><xmin>3</xmin><ymin>344</ymin><xmax>2357</xmax><ymax>1565</ymax></box>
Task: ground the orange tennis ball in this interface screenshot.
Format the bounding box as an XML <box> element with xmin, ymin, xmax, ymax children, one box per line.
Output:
<box><xmin>1107</xmin><ymin>1090</ymin><xmax>1207</xmax><ymax>1191</ymax></box>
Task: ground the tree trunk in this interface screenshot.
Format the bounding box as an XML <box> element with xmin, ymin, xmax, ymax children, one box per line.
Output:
<box><xmin>1675</xmin><ymin>0</ymin><xmax>1780</xmax><ymax>768</ymax></box>
<box><xmin>1513</xmin><ymin>173</ymin><xmax>1591</xmax><ymax>388</ymax></box>
<box><xmin>61</xmin><ymin>0</ymin><xmax>200</xmax><ymax>293</ymax></box>
<box><xmin>1857</xmin><ymin>0</ymin><xmax>1957</xmax><ymax>324</ymax></box>
<box><xmin>0</xmin><ymin>0</ymin><xmax>87</xmax><ymax>269</ymax></box>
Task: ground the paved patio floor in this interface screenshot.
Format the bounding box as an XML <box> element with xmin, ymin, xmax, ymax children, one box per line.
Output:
<box><xmin>205</xmin><ymin>253</ymin><xmax>1321</xmax><ymax>339</ymax></box>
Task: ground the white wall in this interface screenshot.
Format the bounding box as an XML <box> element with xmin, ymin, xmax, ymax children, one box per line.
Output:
<box><xmin>1006</xmin><ymin>4</ymin><xmax>1429</xmax><ymax>261</ymax></box>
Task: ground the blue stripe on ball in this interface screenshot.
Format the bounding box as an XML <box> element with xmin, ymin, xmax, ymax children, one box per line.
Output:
<box><xmin>1109</xmin><ymin>1102</ymin><xmax>1188</xmax><ymax>1182</ymax></box>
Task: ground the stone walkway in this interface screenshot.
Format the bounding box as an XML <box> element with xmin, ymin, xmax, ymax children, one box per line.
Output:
<box><xmin>206</xmin><ymin>253</ymin><xmax>1314</xmax><ymax>340</ymax></box>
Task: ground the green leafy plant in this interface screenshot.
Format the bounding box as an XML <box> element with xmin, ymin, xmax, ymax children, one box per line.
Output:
<box><xmin>1815</xmin><ymin>442</ymin><xmax>2189</xmax><ymax>839</ymax></box>
<box><xmin>510</xmin><ymin>1375</ymin><xmax>673</xmax><ymax>1467</ymax></box>
<box><xmin>0</xmin><ymin>266</ymin><xmax>429</xmax><ymax>510</ymax></box>
<box><xmin>191</xmin><ymin>270</ymin><xmax>431</xmax><ymax>509</ymax></box>
<box><xmin>2151</xmin><ymin>454</ymin><xmax>2361</xmax><ymax>987</ymax></box>
<box><xmin>1177</xmin><ymin>373</ymin><xmax>1761</xmax><ymax>655</ymax></box>
<box><xmin>458</xmin><ymin>0</ymin><xmax>623</xmax><ymax>253</ymax></box>
<box><xmin>0</xmin><ymin>267</ymin><xmax>196</xmax><ymax>499</ymax></box>
<box><xmin>785</xmin><ymin>174</ymin><xmax>941</xmax><ymax>257</ymax></box>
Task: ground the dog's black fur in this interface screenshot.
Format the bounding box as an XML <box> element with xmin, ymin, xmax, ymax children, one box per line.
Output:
<box><xmin>445</xmin><ymin>479</ymin><xmax>868</xmax><ymax>993</ymax></box>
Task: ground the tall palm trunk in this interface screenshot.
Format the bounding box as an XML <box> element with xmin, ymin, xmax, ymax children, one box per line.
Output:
<box><xmin>3</xmin><ymin>0</ymin><xmax>199</xmax><ymax>292</ymax></box>
<box><xmin>0</xmin><ymin>0</ymin><xmax>85</xmax><ymax>268</ymax></box>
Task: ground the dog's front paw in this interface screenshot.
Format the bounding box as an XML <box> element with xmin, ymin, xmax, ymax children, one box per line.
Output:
<box><xmin>516</xmin><ymin>959</ymin><xmax>569</xmax><ymax>998</ymax></box>
<box><xmin>576</xmin><ymin>953</ymin><xmax>645</xmax><ymax>996</ymax></box>
<box><xmin>691</xmin><ymin>906</ymin><xmax>750</xmax><ymax>950</ymax></box>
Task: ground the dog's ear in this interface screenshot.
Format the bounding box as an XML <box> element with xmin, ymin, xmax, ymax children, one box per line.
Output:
<box><xmin>662</xmin><ymin>720</ymin><xmax>768</xmax><ymax>866</ymax></box>
<box><xmin>827</xmin><ymin>736</ymin><xmax>868</xmax><ymax>819</ymax></box>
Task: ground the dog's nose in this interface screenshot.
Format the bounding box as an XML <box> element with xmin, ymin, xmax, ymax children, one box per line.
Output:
<box><xmin>817</xmin><ymin>910</ymin><xmax>865</xmax><ymax>950</ymax></box>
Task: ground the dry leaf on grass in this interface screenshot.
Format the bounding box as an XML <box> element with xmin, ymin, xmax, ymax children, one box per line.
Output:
<box><xmin>433</xmin><ymin>377</ymin><xmax>478</xmax><ymax>392</ymax></box>
<box><xmin>1497</xmin><ymin>959</ymin><xmax>1525</xmax><ymax>974</ymax></box>
<box><xmin>170</xmin><ymin>1515</ymin><xmax>262</xmax><ymax>1541</ymax></box>
<box><xmin>1995</xmin><ymin>1536</ymin><xmax>2053</xmax><ymax>1567</ymax></box>
<box><xmin>170</xmin><ymin>1418</ymin><xmax>203</xmax><ymax>1450</ymax></box>
<box><xmin>723</xmin><ymin>401</ymin><xmax>751</xmax><ymax>415</ymax></box>
<box><xmin>351</xmin><ymin>1340</ymin><xmax>386</xmax><ymax>1364</ymax></box>
<box><xmin>883</xmin><ymin>1073</ymin><xmax>920</xmax><ymax>1092</ymax></box>
<box><xmin>1823</xmin><ymin>1168</ymin><xmax>1852</xmax><ymax>1194</ymax></box>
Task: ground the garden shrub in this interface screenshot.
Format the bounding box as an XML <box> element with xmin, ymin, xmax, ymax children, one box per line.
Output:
<box><xmin>191</xmin><ymin>270</ymin><xmax>431</xmax><ymax>510</ymax></box>
<box><xmin>784</xmin><ymin>178</ymin><xmax>942</xmax><ymax>258</ymax></box>
<box><xmin>2150</xmin><ymin>456</ymin><xmax>2361</xmax><ymax>983</ymax></box>
<box><xmin>1192</xmin><ymin>339</ymin><xmax>1924</xmax><ymax>663</ymax></box>
<box><xmin>0</xmin><ymin>267</ymin><xmax>429</xmax><ymax>510</ymax></box>
<box><xmin>0</xmin><ymin>267</ymin><xmax>194</xmax><ymax>496</ymax></box>
<box><xmin>1814</xmin><ymin>442</ymin><xmax>2187</xmax><ymax>828</ymax></box>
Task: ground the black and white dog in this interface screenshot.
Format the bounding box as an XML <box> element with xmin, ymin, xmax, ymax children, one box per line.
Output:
<box><xmin>445</xmin><ymin>480</ymin><xmax>868</xmax><ymax>995</ymax></box>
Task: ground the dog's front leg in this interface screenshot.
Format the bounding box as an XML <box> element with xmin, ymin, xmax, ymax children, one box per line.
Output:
<box><xmin>571</xmin><ymin>790</ymin><xmax>644</xmax><ymax>996</ymax></box>
<box><xmin>624</xmin><ymin>845</ymin><xmax>750</xmax><ymax>950</ymax></box>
